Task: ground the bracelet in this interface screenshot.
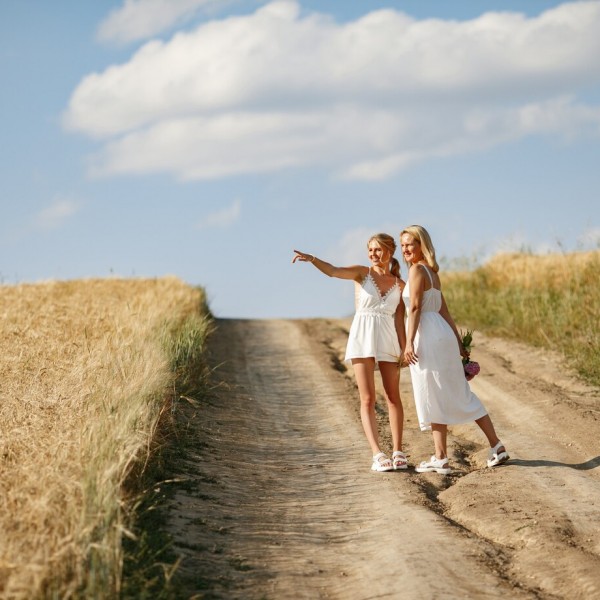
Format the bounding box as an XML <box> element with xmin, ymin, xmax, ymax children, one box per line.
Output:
<box><xmin>310</xmin><ymin>254</ymin><xmax>316</xmax><ymax>262</ymax></box>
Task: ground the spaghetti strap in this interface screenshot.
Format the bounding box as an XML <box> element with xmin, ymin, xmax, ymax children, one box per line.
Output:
<box><xmin>418</xmin><ymin>263</ymin><xmax>434</xmax><ymax>287</ymax></box>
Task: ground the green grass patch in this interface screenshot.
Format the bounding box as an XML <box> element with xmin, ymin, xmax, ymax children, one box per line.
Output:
<box><xmin>442</xmin><ymin>251</ymin><xmax>600</xmax><ymax>386</ymax></box>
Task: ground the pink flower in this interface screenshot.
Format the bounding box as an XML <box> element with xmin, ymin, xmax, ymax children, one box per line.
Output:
<box><xmin>460</xmin><ymin>329</ymin><xmax>481</xmax><ymax>380</ymax></box>
<box><xmin>464</xmin><ymin>360</ymin><xmax>480</xmax><ymax>381</ymax></box>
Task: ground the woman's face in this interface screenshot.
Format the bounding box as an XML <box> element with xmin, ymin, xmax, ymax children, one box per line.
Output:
<box><xmin>368</xmin><ymin>241</ymin><xmax>389</xmax><ymax>267</ymax></box>
<box><xmin>401</xmin><ymin>233</ymin><xmax>422</xmax><ymax>264</ymax></box>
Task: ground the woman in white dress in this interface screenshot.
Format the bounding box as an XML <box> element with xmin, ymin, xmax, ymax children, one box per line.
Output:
<box><xmin>293</xmin><ymin>234</ymin><xmax>407</xmax><ymax>472</ymax></box>
<box><xmin>400</xmin><ymin>225</ymin><xmax>509</xmax><ymax>474</ymax></box>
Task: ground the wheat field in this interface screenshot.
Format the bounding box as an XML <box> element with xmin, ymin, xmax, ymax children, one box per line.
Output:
<box><xmin>2</xmin><ymin>253</ymin><xmax>597</xmax><ymax>597</ymax></box>
<box><xmin>442</xmin><ymin>250</ymin><xmax>600</xmax><ymax>385</ymax></box>
<box><xmin>0</xmin><ymin>277</ymin><xmax>210</xmax><ymax>599</ymax></box>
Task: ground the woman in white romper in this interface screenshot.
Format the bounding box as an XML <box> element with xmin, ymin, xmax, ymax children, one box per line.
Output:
<box><xmin>401</xmin><ymin>225</ymin><xmax>509</xmax><ymax>474</ymax></box>
<box><xmin>293</xmin><ymin>233</ymin><xmax>408</xmax><ymax>473</ymax></box>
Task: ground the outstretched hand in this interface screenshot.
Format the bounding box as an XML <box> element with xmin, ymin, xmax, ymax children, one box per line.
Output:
<box><xmin>292</xmin><ymin>249</ymin><xmax>314</xmax><ymax>264</ymax></box>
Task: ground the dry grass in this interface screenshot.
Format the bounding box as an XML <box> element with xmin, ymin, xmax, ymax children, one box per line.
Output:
<box><xmin>0</xmin><ymin>277</ymin><xmax>211</xmax><ymax>599</ymax></box>
<box><xmin>442</xmin><ymin>251</ymin><xmax>600</xmax><ymax>385</ymax></box>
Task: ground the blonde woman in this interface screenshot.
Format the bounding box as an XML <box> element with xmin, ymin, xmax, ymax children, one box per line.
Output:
<box><xmin>400</xmin><ymin>225</ymin><xmax>509</xmax><ymax>474</ymax></box>
<box><xmin>293</xmin><ymin>233</ymin><xmax>407</xmax><ymax>472</ymax></box>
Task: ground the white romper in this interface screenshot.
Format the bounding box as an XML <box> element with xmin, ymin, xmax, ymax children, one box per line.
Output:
<box><xmin>344</xmin><ymin>269</ymin><xmax>401</xmax><ymax>364</ymax></box>
<box><xmin>402</xmin><ymin>264</ymin><xmax>487</xmax><ymax>431</ymax></box>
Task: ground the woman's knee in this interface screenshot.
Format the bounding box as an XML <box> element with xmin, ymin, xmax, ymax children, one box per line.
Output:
<box><xmin>359</xmin><ymin>393</ymin><xmax>377</xmax><ymax>410</ymax></box>
<box><xmin>386</xmin><ymin>394</ymin><xmax>402</xmax><ymax>408</ymax></box>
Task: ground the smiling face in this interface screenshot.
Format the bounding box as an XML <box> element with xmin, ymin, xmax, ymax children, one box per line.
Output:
<box><xmin>368</xmin><ymin>240</ymin><xmax>389</xmax><ymax>267</ymax></box>
<box><xmin>400</xmin><ymin>232</ymin><xmax>423</xmax><ymax>264</ymax></box>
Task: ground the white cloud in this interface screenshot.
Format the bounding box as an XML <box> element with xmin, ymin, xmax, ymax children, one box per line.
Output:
<box><xmin>482</xmin><ymin>224</ymin><xmax>600</xmax><ymax>260</ymax></box>
<box><xmin>332</xmin><ymin>228</ymin><xmax>375</xmax><ymax>266</ymax></box>
<box><xmin>97</xmin><ymin>0</ymin><xmax>231</xmax><ymax>45</ymax></box>
<box><xmin>578</xmin><ymin>226</ymin><xmax>600</xmax><ymax>249</ymax></box>
<box><xmin>86</xmin><ymin>107</ymin><xmax>397</xmax><ymax>180</ymax></box>
<box><xmin>65</xmin><ymin>0</ymin><xmax>600</xmax><ymax>181</ymax></box>
<box><xmin>486</xmin><ymin>231</ymin><xmax>577</xmax><ymax>257</ymax></box>
<box><xmin>340</xmin><ymin>95</ymin><xmax>600</xmax><ymax>180</ymax></box>
<box><xmin>196</xmin><ymin>199</ymin><xmax>241</xmax><ymax>229</ymax></box>
<box><xmin>34</xmin><ymin>198</ymin><xmax>80</xmax><ymax>230</ymax></box>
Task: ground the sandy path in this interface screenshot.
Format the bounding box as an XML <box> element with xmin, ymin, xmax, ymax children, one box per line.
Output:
<box><xmin>164</xmin><ymin>318</ymin><xmax>600</xmax><ymax>600</ymax></box>
<box><xmin>440</xmin><ymin>332</ymin><xmax>600</xmax><ymax>599</ymax></box>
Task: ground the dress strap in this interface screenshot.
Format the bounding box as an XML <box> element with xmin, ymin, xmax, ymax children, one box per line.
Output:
<box><xmin>418</xmin><ymin>263</ymin><xmax>434</xmax><ymax>287</ymax></box>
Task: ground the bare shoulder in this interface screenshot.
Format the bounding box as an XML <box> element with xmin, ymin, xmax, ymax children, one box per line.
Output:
<box><xmin>408</xmin><ymin>264</ymin><xmax>425</xmax><ymax>281</ymax></box>
<box><xmin>352</xmin><ymin>265</ymin><xmax>370</xmax><ymax>282</ymax></box>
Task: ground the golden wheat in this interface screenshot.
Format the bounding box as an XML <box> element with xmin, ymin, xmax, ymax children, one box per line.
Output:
<box><xmin>473</xmin><ymin>251</ymin><xmax>597</xmax><ymax>290</ymax></box>
<box><xmin>0</xmin><ymin>277</ymin><xmax>208</xmax><ymax>599</ymax></box>
<box><xmin>442</xmin><ymin>251</ymin><xmax>600</xmax><ymax>385</ymax></box>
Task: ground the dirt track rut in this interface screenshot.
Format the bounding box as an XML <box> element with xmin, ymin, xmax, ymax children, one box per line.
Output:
<box><xmin>164</xmin><ymin>318</ymin><xmax>600</xmax><ymax>600</ymax></box>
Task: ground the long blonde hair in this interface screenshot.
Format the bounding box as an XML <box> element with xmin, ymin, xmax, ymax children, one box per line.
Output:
<box><xmin>368</xmin><ymin>233</ymin><xmax>401</xmax><ymax>278</ymax></box>
<box><xmin>400</xmin><ymin>225</ymin><xmax>439</xmax><ymax>273</ymax></box>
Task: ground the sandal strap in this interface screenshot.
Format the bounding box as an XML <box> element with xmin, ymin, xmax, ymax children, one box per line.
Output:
<box><xmin>373</xmin><ymin>452</ymin><xmax>391</xmax><ymax>464</ymax></box>
<box><xmin>491</xmin><ymin>440</ymin><xmax>504</xmax><ymax>454</ymax></box>
<box><xmin>392</xmin><ymin>451</ymin><xmax>408</xmax><ymax>466</ymax></box>
<box><xmin>421</xmin><ymin>456</ymin><xmax>448</xmax><ymax>468</ymax></box>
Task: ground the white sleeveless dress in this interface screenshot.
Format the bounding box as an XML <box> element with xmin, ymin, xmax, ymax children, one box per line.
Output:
<box><xmin>344</xmin><ymin>269</ymin><xmax>401</xmax><ymax>364</ymax></box>
<box><xmin>402</xmin><ymin>265</ymin><xmax>487</xmax><ymax>431</ymax></box>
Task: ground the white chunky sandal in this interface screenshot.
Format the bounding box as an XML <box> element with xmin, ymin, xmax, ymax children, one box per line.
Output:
<box><xmin>415</xmin><ymin>455</ymin><xmax>452</xmax><ymax>475</ymax></box>
<box><xmin>371</xmin><ymin>452</ymin><xmax>393</xmax><ymax>472</ymax></box>
<box><xmin>392</xmin><ymin>451</ymin><xmax>408</xmax><ymax>470</ymax></box>
<box><xmin>487</xmin><ymin>441</ymin><xmax>509</xmax><ymax>467</ymax></box>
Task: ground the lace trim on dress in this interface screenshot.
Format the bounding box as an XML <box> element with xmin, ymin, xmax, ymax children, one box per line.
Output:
<box><xmin>365</xmin><ymin>270</ymin><xmax>398</xmax><ymax>301</ymax></box>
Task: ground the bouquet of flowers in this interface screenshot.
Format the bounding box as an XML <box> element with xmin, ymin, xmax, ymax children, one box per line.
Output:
<box><xmin>460</xmin><ymin>329</ymin><xmax>480</xmax><ymax>381</ymax></box>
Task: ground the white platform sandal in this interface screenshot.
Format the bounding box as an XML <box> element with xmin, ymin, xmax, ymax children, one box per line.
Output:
<box><xmin>371</xmin><ymin>452</ymin><xmax>393</xmax><ymax>472</ymax></box>
<box><xmin>392</xmin><ymin>451</ymin><xmax>408</xmax><ymax>470</ymax></box>
<box><xmin>487</xmin><ymin>441</ymin><xmax>509</xmax><ymax>467</ymax></box>
<box><xmin>415</xmin><ymin>455</ymin><xmax>452</xmax><ymax>475</ymax></box>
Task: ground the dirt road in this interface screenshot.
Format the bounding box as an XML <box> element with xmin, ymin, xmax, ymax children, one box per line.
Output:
<box><xmin>164</xmin><ymin>318</ymin><xmax>600</xmax><ymax>599</ymax></box>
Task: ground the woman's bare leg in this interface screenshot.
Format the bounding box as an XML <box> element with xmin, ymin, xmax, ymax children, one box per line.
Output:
<box><xmin>431</xmin><ymin>423</ymin><xmax>448</xmax><ymax>459</ymax></box>
<box><xmin>379</xmin><ymin>361</ymin><xmax>404</xmax><ymax>452</ymax></box>
<box><xmin>352</xmin><ymin>358</ymin><xmax>381</xmax><ymax>455</ymax></box>
<box><xmin>475</xmin><ymin>414</ymin><xmax>504</xmax><ymax>450</ymax></box>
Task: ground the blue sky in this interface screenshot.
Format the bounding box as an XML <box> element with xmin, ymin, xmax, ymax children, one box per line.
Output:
<box><xmin>1</xmin><ymin>0</ymin><xmax>599</xmax><ymax>319</ymax></box>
